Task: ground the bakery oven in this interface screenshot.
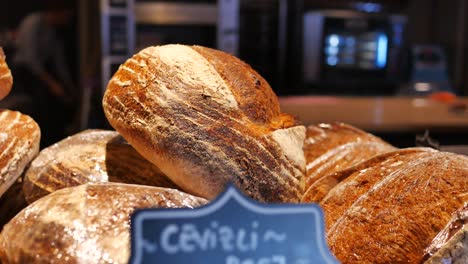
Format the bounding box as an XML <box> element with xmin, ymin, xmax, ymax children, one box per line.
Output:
<box><xmin>303</xmin><ymin>10</ymin><xmax>407</xmax><ymax>95</ymax></box>
<box><xmin>134</xmin><ymin>1</ymin><xmax>217</xmax><ymax>51</ymax></box>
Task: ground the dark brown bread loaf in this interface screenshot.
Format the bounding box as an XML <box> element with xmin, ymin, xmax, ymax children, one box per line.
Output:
<box><xmin>103</xmin><ymin>44</ymin><xmax>306</xmax><ymax>203</ymax></box>
<box><xmin>302</xmin><ymin>123</ymin><xmax>396</xmax><ymax>198</ymax></box>
<box><xmin>423</xmin><ymin>204</ymin><xmax>468</xmax><ymax>264</ymax></box>
<box><xmin>0</xmin><ymin>183</ymin><xmax>207</xmax><ymax>263</ymax></box>
<box><xmin>325</xmin><ymin>150</ymin><xmax>467</xmax><ymax>263</ymax></box>
<box><xmin>0</xmin><ymin>48</ymin><xmax>12</xmax><ymax>100</ymax></box>
<box><xmin>0</xmin><ymin>109</ymin><xmax>40</xmax><ymax>198</ymax></box>
<box><xmin>23</xmin><ymin>129</ymin><xmax>177</xmax><ymax>204</ymax></box>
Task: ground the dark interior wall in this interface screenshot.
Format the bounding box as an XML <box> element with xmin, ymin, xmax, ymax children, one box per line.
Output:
<box><xmin>404</xmin><ymin>0</ymin><xmax>467</xmax><ymax>95</ymax></box>
<box><xmin>1</xmin><ymin>1</ymin><xmax>42</xmax><ymax>28</ymax></box>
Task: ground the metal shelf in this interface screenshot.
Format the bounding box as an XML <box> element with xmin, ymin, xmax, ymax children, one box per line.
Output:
<box><xmin>134</xmin><ymin>2</ymin><xmax>217</xmax><ymax>25</ymax></box>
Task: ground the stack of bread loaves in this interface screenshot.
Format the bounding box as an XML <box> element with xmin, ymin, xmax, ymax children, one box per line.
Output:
<box><xmin>0</xmin><ymin>44</ymin><xmax>466</xmax><ymax>263</ymax></box>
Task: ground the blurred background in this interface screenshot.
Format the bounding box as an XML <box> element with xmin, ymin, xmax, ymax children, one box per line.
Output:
<box><xmin>0</xmin><ymin>0</ymin><xmax>467</xmax><ymax>150</ymax></box>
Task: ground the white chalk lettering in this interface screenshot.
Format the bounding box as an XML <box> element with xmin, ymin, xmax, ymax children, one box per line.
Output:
<box><xmin>225</xmin><ymin>255</ymin><xmax>287</xmax><ymax>264</ymax></box>
<box><xmin>219</xmin><ymin>226</ymin><xmax>235</xmax><ymax>251</ymax></box>
<box><xmin>161</xmin><ymin>224</ymin><xmax>179</xmax><ymax>254</ymax></box>
<box><xmin>158</xmin><ymin>221</ymin><xmax>282</xmax><ymax>254</ymax></box>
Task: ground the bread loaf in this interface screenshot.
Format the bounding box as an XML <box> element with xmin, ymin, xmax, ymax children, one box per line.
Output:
<box><xmin>23</xmin><ymin>129</ymin><xmax>177</xmax><ymax>204</ymax></box>
<box><xmin>0</xmin><ymin>48</ymin><xmax>12</xmax><ymax>100</ymax></box>
<box><xmin>325</xmin><ymin>150</ymin><xmax>467</xmax><ymax>263</ymax></box>
<box><xmin>103</xmin><ymin>44</ymin><xmax>305</xmax><ymax>203</ymax></box>
<box><xmin>423</xmin><ymin>204</ymin><xmax>468</xmax><ymax>264</ymax></box>
<box><xmin>0</xmin><ymin>183</ymin><xmax>207</xmax><ymax>263</ymax></box>
<box><xmin>303</xmin><ymin>148</ymin><xmax>432</xmax><ymax>203</ymax></box>
<box><xmin>303</xmin><ymin>122</ymin><xmax>396</xmax><ymax>197</ymax></box>
<box><xmin>0</xmin><ymin>109</ymin><xmax>40</xmax><ymax>198</ymax></box>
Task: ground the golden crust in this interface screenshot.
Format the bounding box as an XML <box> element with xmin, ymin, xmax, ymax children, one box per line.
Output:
<box><xmin>0</xmin><ymin>183</ymin><xmax>207</xmax><ymax>264</ymax></box>
<box><xmin>23</xmin><ymin>129</ymin><xmax>177</xmax><ymax>204</ymax></box>
<box><xmin>325</xmin><ymin>149</ymin><xmax>468</xmax><ymax>263</ymax></box>
<box><xmin>0</xmin><ymin>48</ymin><xmax>13</xmax><ymax>100</ymax></box>
<box><xmin>103</xmin><ymin>45</ymin><xmax>305</xmax><ymax>203</ymax></box>
<box><xmin>0</xmin><ymin>109</ymin><xmax>40</xmax><ymax>198</ymax></box>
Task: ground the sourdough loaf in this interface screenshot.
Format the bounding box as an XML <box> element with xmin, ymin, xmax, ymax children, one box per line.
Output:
<box><xmin>424</xmin><ymin>204</ymin><xmax>468</xmax><ymax>264</ymax></box>
<box><xmin>0</xmin><ymin>109</ymin><xmax>40</xmax><ymax>198</ymax></box>
<box><xmin>23</xmin><ymin>129</ymin><xmax>176</xmax><ymax>204</ymax></box>
<box><xmin>103</xmin><ymin>44</ymin><xmax>305</xmax><ymax>203</ymax></box>
<box><xmin>0</xmin><ymin>183</ymin><xmax>207</xmax><ymax>264</ymax></box>
<box><xmin>0</xmin><ymin>48</ymin><xmax>12</xmax><ymax>100</ymax></box>
<box><xmin>303</xmin><ymin>148</ymin><xmax>432</xmax><ymax>204</ymax></box>
<box><xmin>325</xmin><ymin>150</ymin><xmax>468</xmax><ymax>263</ymax></box>
<box><xmin>302</xmin><ymin>123</ymin><xmax>395</xmax><ymax>197</ymax></box>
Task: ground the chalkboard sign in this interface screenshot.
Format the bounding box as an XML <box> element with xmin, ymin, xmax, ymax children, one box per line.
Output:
<box><xmin>130</xmin><ymin>186</ymin><xmax>338</xmax><ymax>264</ymax></box>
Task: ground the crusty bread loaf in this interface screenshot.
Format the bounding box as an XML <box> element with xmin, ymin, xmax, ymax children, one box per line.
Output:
<box><xmin>23</xmin><ymin>129</ymin><xmax>177</xmax><ymax>204</ymax></box>
<box><xmin>424</xmin><ymin>204</ymin><xmax>468</xmax><ymax>264</ymax></box>
<box><xmin>303</xmin><ymin>148</ymin><xmax>432</xmax><ymax>203</ymax></box>
<box><xmin>0</xmin><ymin>109</ymin><xmax>40</xmax><ymax>198</ymax></box>
<box><xmin>103</xmin><ymin>44</ymin><xmax>305</xmax><ymax>203</ymax></box>
<box><xmin>0</xmin><ymin>182</ymin><xmax>207</xmax><ymax>264</ymax></box>
<box><xmin>303</xmin><ymin>123</ymin><xmax>396</xmax><ymax>196</ymax></box>
<box><xmin>0</xmin><ymin>48</ymin><xmax>13</xmax><ymax>100</ymax></box>
<box><xmin>325</xmin><ymin>150</ymin><xmax>468</xmax><ymax>263</ymax></box>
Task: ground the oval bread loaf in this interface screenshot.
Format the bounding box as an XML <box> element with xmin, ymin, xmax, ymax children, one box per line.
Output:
<box><xmin>103</xmin><ymin>44</ymin><xmax>306</xmax><ymax>203</ymax></box>
<box><xmin>0</xmin><ymin>109</ymin><xmax>40</xmax><ymax>198</ymax></box>
<box><xmin>325</xmin><ymin>150</ymin><xmax>468</xmax><ymax>263</ymax></box>
<box><xmin>0</xmin><ymin>182</ymin><xmax>207</xmax><ymax>264</ymax></box>
<box><xmin>23</xmin><ymin>129</ymin><xmax>176</xmax><ymax>204</ymax></box>
<box><xmin>302</xmin><ymin>147</ymin><xmax>430</xmax><ymax>203</ymax></box>
<box><xmin>303</xmin><ymin>122</ymin><xmax>396</xmax><ymax>197</ymax></box>
<box><xmin>0</xmin><ymin>48</ymin><xmax>12</xmax><ymax>100</ymax></box>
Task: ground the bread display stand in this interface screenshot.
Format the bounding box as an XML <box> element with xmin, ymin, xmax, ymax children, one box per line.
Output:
<box><xmin>0</xmin><ymin>45</ymin><xmax>466</xmax><ymax>263</ymax></box>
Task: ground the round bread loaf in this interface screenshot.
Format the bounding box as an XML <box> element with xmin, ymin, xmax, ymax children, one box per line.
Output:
<box><xmin>0</xmin><ymin>48</ymin><xmax>12</xmax><ymax>100</ymax></box>
<box><xmin>0</xmin><ymin>109</ymin><xmax>40</xmax><ymax>198</ymax></box>
<box><xmin>23</xmin><ymin>129</ymin><xmax>177</xmax><ymax>204</ymax></box>
<box><xmin>0</xmin><ymin>182</ymin><xmax>207</xmax><ymax>264</ymax></box>
<box><xmin>103</xmin><ymin>44</ymin><xmax>306</xmax><ymax>203</ymax></box>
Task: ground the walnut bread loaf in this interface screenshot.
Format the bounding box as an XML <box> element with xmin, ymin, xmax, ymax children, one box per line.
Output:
<box><xmin>0</xmin><ymin>183</ymin><xmax>207</xmax><ymax>264</ymax></box>
<box><xmin>0</xmin><ymin>109</ymin><xmax>40</xmax><ymax>198</ymax></box>
<box><xmin>0</xmin><ymin>47</ymin><xmax>12</xmax><ymax>100</ymax></box>
<box><xmin>302</xmin><ymin>122</ymin><xmax>396</xmax><ymax>197</ymax></box>
<box><xmin>23</xmin><ymin>129</ymin><xmax>176</xmax><ymax>204</ymax></box>
<box><xmin>103</xmin><ymin>44</ymin><xmax>306</xmax><ymax>203</ymax></box>
<box><xmin>325</xmin><ymin>150</ymin><xmax>467</xmax><ymax>263</ymax></box>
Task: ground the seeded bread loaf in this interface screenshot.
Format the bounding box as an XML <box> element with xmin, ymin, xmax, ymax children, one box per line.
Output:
<box><xmin>0</xmin><ymin>183</ymin><xmax>207</xmax><ymax>264</ymax></box>
<box><xmin>23</xmin><ymin>129</ymin><xmax>176</xmax><ymax>204</ymax></box>
<box><xmin>0</xmin><ymin>109</ymin><xmax>40</xmax><ymax>198</ymax></box>
<box><xmin>325</xmin><ymin>150</ymin><xmax>468</xmax><ymax>263</ymax></box>
<box><xmin>0</xmin><ymin>48</ymin><xmax>12</xmax><ymax>100</ymax></box>
<box><xmin>302</xmin><ymin>123</ymin><xmax>395</xmax><ymax>197</ymax></box>
<box><xmin>103</xmin><ymin>44</ymin><xmax>306</xmax><ymax>203</ymax></box>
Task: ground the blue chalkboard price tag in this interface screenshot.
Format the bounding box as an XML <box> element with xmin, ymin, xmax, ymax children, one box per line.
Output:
<box><xmin>130</xmin><ymin>185</ymin><xmax>339</xmax><ymax>264</ymax></box>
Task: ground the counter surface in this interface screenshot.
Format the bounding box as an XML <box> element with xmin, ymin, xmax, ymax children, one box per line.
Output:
<box><xmin>279</xmin><ymin>96</ymin><xmax>468</xmax><ymax>132</ymax></box>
